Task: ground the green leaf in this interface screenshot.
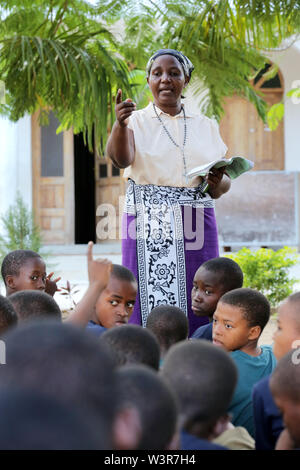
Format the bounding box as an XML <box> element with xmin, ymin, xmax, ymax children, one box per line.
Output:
<box><xmin>267</xmin><ymin>102</ymin><xmax>284</xmax><ymax>131</ymax></box>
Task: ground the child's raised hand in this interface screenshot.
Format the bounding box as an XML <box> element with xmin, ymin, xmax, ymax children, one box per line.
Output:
<box><xmin>45</xmin><ymin>272</ymin><xmax>61</xmax><ymax>297</ymax></box>
<box><xmin>87</xmin><ymin>241</ymin><xmax>112</xmax><ymax>290</ymax></box>
<box><xmin>115</xmin><ymin>89</ymin><xmax>136</xmax><ymax>128</ymax></box>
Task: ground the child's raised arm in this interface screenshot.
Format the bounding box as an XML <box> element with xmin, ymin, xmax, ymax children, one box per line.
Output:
<box><xmin>65</xmin><ymin>241</ymin><xmax>112</xmax><ymax>327</ymax></box>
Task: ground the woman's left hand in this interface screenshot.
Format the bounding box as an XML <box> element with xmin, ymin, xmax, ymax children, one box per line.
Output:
<box><xmin>206</xmin><ymin>168</ymin><xmax>231</xmax><ymax>199</ymax></box>
<box><xmin>205</xmin><ymin>168</ymin><xmax>226</xmax><ymax>189</ymax></box>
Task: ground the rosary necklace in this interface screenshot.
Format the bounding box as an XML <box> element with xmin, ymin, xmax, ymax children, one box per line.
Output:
<box><xmin>153</xmin><ymin>103</ymin><xmax>188</xmax><ymax>183</ymax></box>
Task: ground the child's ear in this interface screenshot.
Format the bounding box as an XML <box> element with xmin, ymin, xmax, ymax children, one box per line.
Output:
<box><xmin>248</xmin><ymin>325</ymin><xmax>261</xmax><ymax>341</ymax></box>
<box><xmin>212</xmin><ymin>414</ymin><xmax>231</xmax><ymax>439</ymax></box>
<box><xmin>112</xmin><ymin>406</ymin><xmax>142</xmax><ymax>450</ymax></box>
<box><xmin>5</xmin><ymin>275</ymin><xmax>17</xmax><ymax>291</ymax></box>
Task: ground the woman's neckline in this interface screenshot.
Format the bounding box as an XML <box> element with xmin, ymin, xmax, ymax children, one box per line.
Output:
<box><xmin>152</xmin><ymin>101</ymin><xmax>183</xmax><ymax>117</ymax></box>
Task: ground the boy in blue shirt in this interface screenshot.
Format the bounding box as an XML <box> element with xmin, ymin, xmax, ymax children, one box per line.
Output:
<box><xmin>162</xmin><ymin>340</ymin><xmax>238</xmax><ymax>450</ymax></box>
<box><xmin>191</xmin><ymin>257</ymin><xmax>243</xmax><ymax>341</ymax></box>
<box><xmin>212</xmin><ymin>288</ymin><xmax>276</xmax><ymax>438</ymax></box>
<box><xmin>270</xmin><ymin>349</ymin><xmax>300</xmax><ymax>450</ymax></box>
<box><xmin>252</xmin><ymin>292</ymin><xmax>300</xmax><ymax>449</ymax></box>
<box><xmin>86</xmin><ymin>242</ymin><xmax>138</xmax><ymax>336</ymax></box>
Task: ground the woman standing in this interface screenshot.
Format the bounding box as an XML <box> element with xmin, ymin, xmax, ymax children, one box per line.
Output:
<box><xmin>106</xmin><ymin>49</ymin><xmax>230</xmax><ymax>335</ymax></box>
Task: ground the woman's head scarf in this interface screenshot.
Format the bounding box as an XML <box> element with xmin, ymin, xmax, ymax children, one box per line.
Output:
<box><xmin>146</xmin><ymin>49</ymin><xmax>194</xmax><ymax>79</ymax></box>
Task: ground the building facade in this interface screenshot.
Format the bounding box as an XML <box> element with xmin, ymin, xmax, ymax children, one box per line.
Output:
<box><xmin>0</xmin><ymin>42</ymin><xmax>300</xmax><ymax>248</ymax></box>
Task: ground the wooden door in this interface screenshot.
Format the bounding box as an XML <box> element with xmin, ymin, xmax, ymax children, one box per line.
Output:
<box><xmin>95</xmin><ymin>156</ymin><xmax>126</xmax><ymax>242</ymax></box>
<box><xmin>32</xmin><ymin>112</ymin><xmax>74</xmax><ymax>244</ymax></box>
<box><xmin>220</xmin><ymin>68</ymin><xmax>284</xmax><ymax>170</ymax></box>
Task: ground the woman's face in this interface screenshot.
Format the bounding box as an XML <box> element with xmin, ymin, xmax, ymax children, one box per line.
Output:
<box><xmin>147</xmin><ymin>54</ymin><xmax>189</xmax><ymax>110</ymax></box>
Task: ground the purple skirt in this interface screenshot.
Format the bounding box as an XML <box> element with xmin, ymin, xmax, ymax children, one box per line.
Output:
<box><xmin>122</xmin><ymin>180</ymin><xmax>219</xmax><ymax>336</ymax></box>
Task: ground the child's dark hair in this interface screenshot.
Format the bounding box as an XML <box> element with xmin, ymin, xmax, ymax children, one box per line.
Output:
<box><xmin>200</xmin><ymin>257</ymin><xmax>243</xmax><ymax>291</ymax></box>
<box><xmin>162</xmin><ymin>341</ymin><xmax>237</xmax><ymax>437</ymax></box>
<box><xmin>101</xmin><ymin>324</ymin><xmax>160</xmax><ymax>370</ymax></box>
<box><xmin>0</xmin><ymin>295</ymin><xmax>18</xmax><ymax>336</ymax></box>
<box><xmin>1</xmin><ymin>250</ymin><xmax>42</xmax><ymax>285</ymax></box>
<box><xmin>220</xmin><ymin>288</ymin><xmax>270</xmax><ymax>332</ymax></box>
<box><xmin>116</xmin><ymin>365</ymin><xmax>178</xmax><ymax>450</ymax></box>
<box><xmin>146</xmin><ymin>305</ymin><xmax>188</xmax><ymax>354</ymax></box>
<box><xmin>1</xmin><ymin>321</ymin><xmax>117</xmax><ymax>432</ymax></box>
<box><xmin>270</xmin><ymin>350</ymin><xmax>300</xmax><ymax>403</ymax></box>
<box><xmin>0</xmin><ymin>387</ymin><xmax>106</xmax><ymax>450</ymax></box>
<box><xmin>9</xmin><ymin>291</ymin><xmax>61</xmax><ymax>323</ymax></box>
<box><xmin>111</xmin><ymin>264</ymin><xmax>137</xmax><ymax>284</ymax></box>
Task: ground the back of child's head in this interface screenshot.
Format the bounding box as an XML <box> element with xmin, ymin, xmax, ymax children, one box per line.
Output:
<box><xmin>162</xmin><ymin>340</ymin><xmax>237</xmax><ymax>438</ymax></box>
<box><xmin>220</xmin><ymin>288</ymin><xmax>270</xmax><ymax>333</ymax></box>
<box><xmin>9</xmin><ymin>290</ymin><xmax>61</xmax><ymax>323</ymax></box>
<box><xmin>111</xmin><ymin>264</ymin><xmax>137</xmax><ymax>284</ymax></box>
<box><xmin>146</xmin><ymin>305</ymin><xmax>188</xmax><ymax>356</ymax></box>
<box><xmin>1</xmin><ymin>321</ymin><xmax>117</xmax><ymax>436</ymax></box>
<box><xmin>101</xmin><ymin>324</ymin><xmax>160</xmax><ymax>370</ymax></box>
<box><xmin>1</xmin><ymin>250</ymin><xmax>42</xmax><ymax>286</ymax></box>
<box><xmin>270</xmin><ymin>350</ymin><xmax>300</xmax><ymax>446</ymax></box>
<box><xmin>0</xmin><ymin>386</ymin><xmax>106</xmax><ymax>450</ymax></box>
<box><xmin>200</xmin><ymin>257</ymin><xmax>243</xmax><ymax>292</ymax></box>
<box><xmin>0</xmin><ymin>295</ymin><xmax>18</xmax><ymax>336</ymax></box>
<box><xmin>116</xmin><ymin>365</ymin><xmax>178</xmax><ymax>450</ymax></box>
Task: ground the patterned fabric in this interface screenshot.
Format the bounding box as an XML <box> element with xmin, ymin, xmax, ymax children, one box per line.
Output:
<box><xmin>123</xmin><ymin>179</ymin><xmax>216</xmax><ymax>329</ymax></box>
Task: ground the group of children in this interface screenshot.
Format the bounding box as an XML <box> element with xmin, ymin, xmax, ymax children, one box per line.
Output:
<box><xmin>0</xmin><ymin>242</ymin><xmax>300</xmax><ymax>450</ymax></box>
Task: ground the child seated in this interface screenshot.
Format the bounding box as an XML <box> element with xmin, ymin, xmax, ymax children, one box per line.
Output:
<box><xmin>116</xmin><ymin>365</ymin><xmax>178</xmax><ymax>450</ymax></box>
<box><xmin>0</xmin><ymin>295</ymin><xmax>18</xmax><ymax>336</ymax></box>
<box><xmin>9</xmin><ymin>290</ymin><xmax>62</xmax><ymax>323</ymax></box>
<box><xmin>8</xmin><ymin>242</ymin><xmax>113</xmax><ymax>329</ymax></box>
<box><xmin>269</xmin><ymin>349</ymin><xmax>300</xmax><ymax>449</ymax></box>
<box><xmin>212</xmin><ymin>288</ymin><xmax>276</xmax><ymax>437</ymax></box>
<box><xmin>252</xmin><ymin>292</ymin><xmax>300</xmax><ymax>449</ymax></box>
<box><xmin>86</xmin><ymin>263</ymin><xmax>137</xmax><ymax>336</ymax></box>
<box><xmin>162</xmin><ymin>340</ymin><xmax>238</xmax><ymax>450</ymax></box>
<box><xmin>146</xmin><ymin>305</ymin><xmax>188</xmax><ymax>362</ymax></box>
<box><xmin>101</xmin><ymin>324</ymin><xmax>160</xmax><ymax>370</ymax></box>
<box><xmin>1</xmin><ymin>250</ymin><xmax>60</xmax><ymax>297</ymax></box>
<box><xmin>191</xmin><ymin>257</ymin><xmax>243</xmax><ymax>340</ymax></box>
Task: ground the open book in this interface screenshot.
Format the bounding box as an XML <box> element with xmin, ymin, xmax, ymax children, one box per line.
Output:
<box><xmin>187</xmin><ymin>156</ymin><xmax>254</xmax><ymax>180</ymax></box>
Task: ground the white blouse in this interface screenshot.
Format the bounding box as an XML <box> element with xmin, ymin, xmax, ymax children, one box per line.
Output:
<box><xmin>123</xmin><ymin>101</ymin><xmax>227</xmax><ymax>187</ymax></box>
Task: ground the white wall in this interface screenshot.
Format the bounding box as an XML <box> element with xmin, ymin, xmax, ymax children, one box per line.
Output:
<box><xmin>267</xmin><ymin>41</ymin><xmax>300</xmax><ymax>171</ymax></box>
<box><xmin>0</xmin><ymin>115</ymin><xmax>32</xmax><ymax>233</ymax></box>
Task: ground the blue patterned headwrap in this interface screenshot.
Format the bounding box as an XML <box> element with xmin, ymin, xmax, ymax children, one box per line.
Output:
<box><xmin>146</xmin><ymin>49</ymin><xmax>194</xmax><ymax>79</ymax></box>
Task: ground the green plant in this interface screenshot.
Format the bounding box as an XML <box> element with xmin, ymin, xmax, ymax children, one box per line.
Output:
<box><xmin>0</xmin><ymin>194</ymin><xmax>42</xmax><ymax>264</ymax></box>
<box><xmin>225</xmin><ymin>247</ymin><xmax>299</xmax><ymax>308</ymax></box>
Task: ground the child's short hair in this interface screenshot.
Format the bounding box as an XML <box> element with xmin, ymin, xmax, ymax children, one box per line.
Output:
<box><xmin>0</xmin><ymin>387</ymin><xmax>106</xmax><ymax>450</ymax></box>
<box><xmin>101</xmin><ymin>324</ymin><xmax>160</xmax><ymax>370</ymax></box>
<box><xmin>146</xmin><ymin>305</ymin><xmax>188</xmax><ymax>353</ymax></box>
<box><xmin>270</xmin><ymin>350</ymin><xmax>300</xmax><ymax>403</ymax></box>
<box><xmin>1</xmin><ymin>250</ymin><xmax>42</xmax><ymax>285</ymax></box>
<box><xmin>0</xmin><ymin>295</ymin><xmax>18</xmax><ymax>335</ymax></box>
<box><xmin>111</xmin><ymin>264</ymin><xmax>137</xmax><ymax>284</ymax></box>
<box><xmin>162</xmin><ymin>341</ymin><xmax>237</xmax><ymax>436</ymax></box>
<box><xmin>1</xmin><ymin>321</ymin><xmax>117</xmax><ymax>431</ymax></box>
<box><xmin>9</xmin><ymin>291</ymin><xmax>61</xmax><ymax>322</ymax></box>
<box><xmin>116</xmin><ymin>365</ymin><xmax>178</xmax><ymax>450</ymax></box>
<box><xmin>220</xmin><ymin>288</ymin><xmax>270</xmax><ymax>332</ymax></box>
<box><xmin>201</xmin><ymin>257</ymin><xmax>243</xmax><ymax>291</ymax></box>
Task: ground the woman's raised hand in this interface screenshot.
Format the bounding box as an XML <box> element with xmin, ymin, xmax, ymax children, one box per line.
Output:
<box><xmin>115</xmin><ymin>89</ymin><xmax>136</xmax><ymax>127</ymax></box>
